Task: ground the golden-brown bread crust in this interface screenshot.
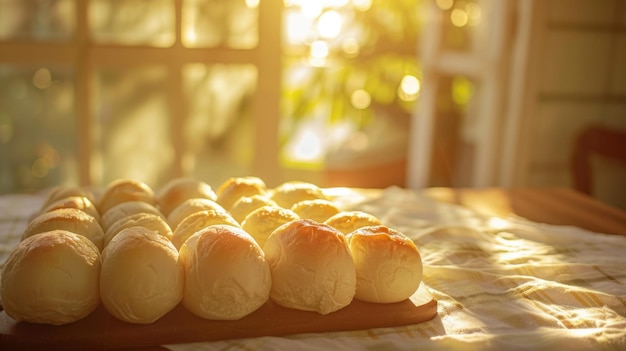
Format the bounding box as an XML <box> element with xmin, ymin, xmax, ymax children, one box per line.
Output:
<box><xmin>324</xmin><ymin>210</ymin><xmax>382</xmax><ymax>235</ymax></box>
<box><xmin>100</xmin><ymin>200</ymin><xmax>165</xmax><ymax>232</ymax></box>
<box><xmin>167</xmin><ymin>198</ymin><xmax>227</xmax><ymax>231</ymax></box>
<box><xmin>40</xmin><ymin>195</ymin><xmax>101</xmax><ymax>222</ymax></box>
<box><xmin>179</xmin><ymin>225</ymin><xmax>271</xmax><ymax>320</ymax></box>
<box><xmin>172</xmin><ymin>210</ymin><xmax>240</xmax><ymax>249</ymax></box>
<box><xmin>103</xmin><ymin>212</ymin><xmax>172</xmax><ymax>248</ymax></box>
<box><xmin>98</xmin><ymin>178</ymin><xmax>156</xmax><ymax>214</ymax></box>
<box><xmin>22</xmin><ymin>208</ymin><xmax>105</xmax><ymax>251</ymax></box>
<box><xmin>100</xmin><ymin>226</ymin><xmax>183</xmax><ymax>324</ymax></box>
<box><xmin>0</xmin><ymin>230</ymin><xmax>101</xmax><ymax>325</ymax></box>
<box><xmin>241</xmin><ymin>205</ymin><xmax>299</xmax><ymax>248</ymax></box>
<box><xmin>215</xmin><ymin>176</ymin><xmax>267</xmax><ymax>210</ymax></box>
<box><xmin>156</xmin><ymin>178</ymin><xmax>217</xmax><ymax>216</ymax></box>
<box><xmin>230</xmin><ymin>194</ymin><xmax>278</xmax><ymax>224</ymax></box>
<box><xmin>263</xmin><ymin>219</ymin><xmax>356</xmax><ymax>314</ymax></box>
<box><xmin>41</xmin><ymin>186</ymin><xmax>97</xmax><ymax>211</ymax></box>
<box><xmin>290</xmin><ymin>199</ymin><xmax>340</xmax><ymax>223</ymax></box>
<box><xmin>346</xmin><ymin>225</ymin><xmax>423</xmax><ymax>303</ymax></box>
<box><xmin>269</xmin><ymin>181</ymin><xmax>327</xmax><ymax>209</ymax></box>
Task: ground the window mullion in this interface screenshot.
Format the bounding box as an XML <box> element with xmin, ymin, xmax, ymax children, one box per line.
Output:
<box><xmin>75</xmin><ymin>0</ymin><xmax>92</xmax><ymax>187</ymax></box>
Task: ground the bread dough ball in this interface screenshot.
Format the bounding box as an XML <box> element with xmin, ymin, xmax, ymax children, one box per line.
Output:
<box><xmin>100</xmin><ymin>226</ymin><xmax>184</xmax><ymax>324</ymax></box>
<box><xmin>347</xmin><ymin>225</ymin><xmax>423</xmax><ymax>303</ymax></box>
<box><xmin>104</xmin><ymin>212</ymin><xmax>172</xmax><ymax>248</ymax></box>
<box><xmin>269</xmin><ymin>181</ymin><xmax>327</xmax><ymax>209</ymax></box>
<box><xmin>230</xmin><ymin>195</ymin><xmax>278</xmax><ymax>224</ymax></box>
<box><xmin>179</xmin><ymin>225</ymin><xmax>271</xmax><ymax>320</ymax></box>
<box><xmin>167</xmin><ymin>198</ymin><xmax>227</xmax><ymax>231</ymax></box>
<box><xmin>324</xmin><ymin>211</ymin><xmax>382</xmax><ymax>235</ymax></box>
<box><xmin>241</xmin><ymin>206</ymin><xmax>299</xmax><ymax>248</ymax></box>
<box><xmin>41</xmin><ymin>195</ymin><xmax>101</xmax><ymax>222</ymax></box>
<box><xmin>172</xmin><ymin>210</ymin><xmax>240</xmax><ymax>249</ymax></box>
<box><xmin>98</xmin><ymin>178</ymin><xmax>156</xmax><ymax>214</ymax></box>
<box><xmin>1</xmin><ymin>230</ymin><xmax>101</xmax><ymax>325</ymax></box>
<box><xmin>156</xmin><ymin>178</ymin><xmax>217</xmax><ymax>216</ymax></box>
<box><xmin>100</xmin><ymin>201</ymin><xmax>165</xmax><ymax>232</ymax></box>
<box><xmin>215</xmin><ymin>176</ymin><xmax>267</xmax><ymax>210</ymax></box>
<box><xmin>290</xmin><ymin>199</ymin><xmax>340</xmax><ymax>223</ymax></box>
<box><xmin>264</xmin><ymin>219</ymin><xmax>356</xmax><ymax>314</ymax></box>
<box><xmin>41</xmin><ymin>186</ymin><xmax>96</xmax><ymax>211</ymax></box>
<box><xmin>22</xmin><ymin>208</ymin><xmax>104</xmax><ymax>251</ymax></box>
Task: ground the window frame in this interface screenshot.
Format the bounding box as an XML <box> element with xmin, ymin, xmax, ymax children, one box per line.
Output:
<box><xmin>0</xmin><ymin>0</ymin><xmax>282</xmax><ymax>188</ymax></box>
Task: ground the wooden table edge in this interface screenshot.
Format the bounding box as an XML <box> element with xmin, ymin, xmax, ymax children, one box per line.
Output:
<box><xmin>421</xmin><ymin>187</ymin><xmax>626</xmax><ymax>236</ymax></box>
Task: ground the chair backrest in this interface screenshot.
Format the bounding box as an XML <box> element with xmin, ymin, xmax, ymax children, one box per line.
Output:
<box><xmin>571</xmin><ymin>125</ymin><xmax>626</xmax><ymax>195</ymax></box>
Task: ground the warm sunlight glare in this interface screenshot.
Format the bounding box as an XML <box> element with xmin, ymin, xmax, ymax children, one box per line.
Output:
<box><xmin>398</xmin><ymin>74</ymin><xmax>420</xmax><ymax>102</ymax></box>
<box><xmin>285</xmin><ymin>11</ymin><xmax>310</xmax><ymax>44</ymax></box>
<box><xmin>245</xmin><ymin>0</ymin><xmax>259</xmax><ymax>9</ymax></box>
<box><xmin>290</xmin><ymin>129</ymin><xmax>324</xmax><ymax>162</ymax></box>
<box><xmin>301</xmin><ymin>0</ymin><xmax>323</xmax><ymax>18</ymax></box>
<box><xmin>310</xmin><ymin>40</ymin><xmax>329</xmax><ymax>58</ymax></box>
<box><xmin>351</xmin><ymin>0</ymin><xmax>372</xmax><ymax>12</ymax></box>
<box><xmin>317</xmin><ymin>10</ymin><xmax>342</xmax><ymax>39</ymax></box>
<box><xmin>184</xmin><ymin>27</ymin><xmax>197</xmax><ymax>45</ymax></box>
<box><xmin>487</xmin><ymin>217</ymin><xmax>510</xmax><ymax>230</ymax></box>
<box><xmin>309</xmin><ymin>40</ymin><xmax>329</xmax><ymax>66</ymax></box>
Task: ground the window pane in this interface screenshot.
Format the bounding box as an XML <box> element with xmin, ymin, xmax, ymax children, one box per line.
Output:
<box><xmin>94</xmin><ymin>65</ymin><xmax>174</xmax><ymax>186</ymax></box>
<box><xmin>182</xmin><ymin>0</ymin><xmax>258</xmax><ymax>48</ymax></box>
<box><xmin>183</xmin><ymin>63</ymin><xmax>257</xmax><ymax>185</ymax></box>
<box><xmin>0</xmin><ymin>0</ymin><xmax>75</xmax><ymax>41</ymax></box>
<box><xmin>0</xmin><ymin>65</ymin><xmax>76</xmax><ymax>193</ymax></box>
<box><xmin>89</xmin><ymin>0</ymin><xmax>175</xmax><ymax>47</ymax></box>
<box><xmin>280</xmin><ymin>1</ymin><xmax>420</xmax><ymax>180</ymax></box>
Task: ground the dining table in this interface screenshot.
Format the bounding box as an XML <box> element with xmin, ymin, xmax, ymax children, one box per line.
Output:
<box><xmin>0</xmin><ymin>185</ymin><xmax>625</xmax><ymax>350</ymax></box>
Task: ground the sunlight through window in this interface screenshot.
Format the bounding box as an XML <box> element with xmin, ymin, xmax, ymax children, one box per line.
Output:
<box><xmin>317</xmin><ymin>10</ymin><xmax>342</xmax><ymax>39</ymax></box>
<box><xmin>398</xmin><ymin>75</ymin><xmax>420</xmax><ymax>102</ymax></box>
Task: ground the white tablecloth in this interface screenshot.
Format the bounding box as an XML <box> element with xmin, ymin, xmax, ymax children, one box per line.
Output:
<box><xmin>1</xmin><ymin>187</ymin><xmax>625</xmax><ymax>350</ymax></box>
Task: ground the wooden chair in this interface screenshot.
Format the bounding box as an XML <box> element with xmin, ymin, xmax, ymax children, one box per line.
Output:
<box><xmin>571</xmin><ymin>125</ymin><xmax>626</xmax><ymax>195</ymax></box>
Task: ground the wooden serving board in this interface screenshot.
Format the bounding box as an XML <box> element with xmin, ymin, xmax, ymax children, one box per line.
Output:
<box><xmin>0</xmin><ymin>284</ymin><xmax>436</xmax><ymax>350</ymax></box>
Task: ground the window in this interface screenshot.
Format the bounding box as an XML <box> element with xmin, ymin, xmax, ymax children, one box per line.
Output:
<box><xmin>1</xmin><ymin>0</ymin><xmax>427</xmax><ymax>192</ymax></box>
<box><xmin>0</xmin><ymin>0</ymin><xmax>279</xmax><ymax>193</ymax></box>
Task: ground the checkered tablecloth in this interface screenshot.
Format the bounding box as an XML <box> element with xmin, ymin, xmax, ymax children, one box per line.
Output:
<box><xmin>1</xmin><ymin>187</ymin><xmax>625</xmax><ymax>350</ymax></box>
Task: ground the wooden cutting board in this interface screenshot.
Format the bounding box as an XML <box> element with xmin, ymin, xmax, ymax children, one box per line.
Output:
<box><xmin>0</xmin><ymin>283</ymin><xmax>436</xmax><ymax>350</ymax></box>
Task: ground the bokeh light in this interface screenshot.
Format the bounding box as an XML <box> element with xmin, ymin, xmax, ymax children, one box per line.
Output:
<box><xmin>466</xmin><ymin>2</ymin><xmax>482</xmax><ymax>26</ymax></box>
<box><xmin>317</xmin><ymin>10</ymin><xmax>342</xmax><ymax>39</ymax></box>
<box><xmin>398</xmin><ymin>74</ymin><xmax>420</xmax><ymax>102</ymax></box>
<box><xmin>450</xmin><ymin>8</ymin><xmax>469</xmax><ymax>27</ymax></box>
<box><xmin>310</xmin><ymin>40</ymin><xmax>329</xmax><ymax>66</ymax></box>
<box><xmin>245</xmin><ymin>0</ymin><xmax>259</xmax><ymax>9</ymax></box>
<box><xmin>301</xmin><ymin>0</ymin><xmax>323</xmax><ymax>18</ymax></box>
<box><xmin>341</xmin><ymin>37</ymin><xmax>360</xmax><ymax>57</ymax></box>
<box><xmin>436</xmin><ymin>0</ymin><xmax>454</xmax><ymax>10</ymax></box>
<box><xmin>33</xmin><ymin>68</ymin><xmax>52</xmax><ymax>90</ymax></box>
<box><xmin>351</xmin><ymin>89</ymin><xmax>371</xmax><ymax>109</ymax></box>
<box><xmin>352</xmin><ymin>0</ymin><xmax>372</xmax><ymax>12</ymax></box>
<box><xmin>452</xmin><ymin>76</ymin><xmax>474</xmax><ymax>107</ymax></box>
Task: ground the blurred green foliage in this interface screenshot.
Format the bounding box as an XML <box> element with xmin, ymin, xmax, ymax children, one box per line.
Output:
<box><xmin>280</xmin><ymin>0</ymin><xmax>426</xmax><ymax>146</ymax></box>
